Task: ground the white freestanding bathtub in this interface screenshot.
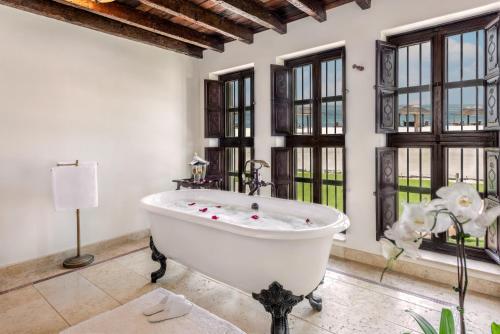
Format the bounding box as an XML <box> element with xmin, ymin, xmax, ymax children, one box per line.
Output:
<box><xmin>141</xmin><ymin>189</ymin><xmax>349</xmax><ymax>334</ymax></box>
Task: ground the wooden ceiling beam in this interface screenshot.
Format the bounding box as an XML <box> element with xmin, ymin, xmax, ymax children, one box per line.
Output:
<box><xmin>140</xmin><ymin>0</ymin><xmax>253</xmax><ymax>44</ymax></box>
<box><xmin>214</xmin><ymin>0</ymin><xmax>286</xmax><ymax>34</ymax></box>
<box><xmin>286</xmin><ymin>0</ymin><xmax>326</xmax><ymax>22</ymax></box>
<box><xmin>0</xmin><ymin>0</ymin><xmax>203</xmax><ymax>58</ymax></box>
<box><xmin>355</xmin><ymin>0</ymin><xmax>371</xmax><ymax>10</ymax></box>
<box><xmin>53</xmin><ymin>0</ymin><xmax>224</xmax><ymax>52</ymax></box>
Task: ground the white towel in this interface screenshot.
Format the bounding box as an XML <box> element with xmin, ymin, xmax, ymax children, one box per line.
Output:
<box><xmin>51</xmin><ymin>161</ymin><xmax>98</xmax><ymax>211</ymax></box>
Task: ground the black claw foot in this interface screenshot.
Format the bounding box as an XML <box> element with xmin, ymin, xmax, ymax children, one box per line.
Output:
<box><xmin>149</xmin><ymin>236</ymin><xmax>167</xmax><ymax>283</ymax></box>
<box><xmin>306</xmin><ymin>276</ymin><xmax>324</xmax><ymax>311</ymax></box>
<box><xmin>306</xmin><ymin>292</ymin><xmax>322</xmax><ymax>311</ymax></box>
<box><xmin>252</xmin><ymin>282</ymin><xmax>303</xmax><ymax>334</ymax></box>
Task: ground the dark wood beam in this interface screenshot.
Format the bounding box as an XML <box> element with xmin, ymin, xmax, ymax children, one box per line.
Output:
<box><xmin>286</xmin><ymin>0</ymin><xmax>326</xmax><ymax>22</ymax></box>
<box><xmin>0</xmin><ymin>0</ymin><xmax>203</xmax><ymax>58</ymax></box>
<box><xmin>214</xmin><ymin>0</ymin><xmax>286</xmax><ymax>34</ymax></box>
<box><xmin>355</xmin><ymin>0</ymin><xmax>371</xmax><ymax>10</ymax></box>
<box><xmin>140</xmin><ymin>0</ymin><xmax>253</xmax><ymax>44</ymax></box>
<box><xmin>54</xmin><ymin>0</ymin><xmax>223</xmax><ymax>52</ymax></box>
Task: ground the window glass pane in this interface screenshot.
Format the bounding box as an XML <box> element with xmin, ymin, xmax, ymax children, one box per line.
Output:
<box><xmin>244</xmin><ymin>77</ymin><xmax>251</xmax><ymax>107</ymax></box>
<box><xmin>321</xmin><ymin>58</ymin><xmax>343</xmax><ymax>135</ymax></box>
<box><xmin>462</xmin><ymin>31</ymin><xmax>477</xmax><ymax>81</ymax></box>
<box><xmin>478</xmin><ymin>30</ymin><xmax>485</xmax><ymax>79</ymax></box>
<box><xmin>447</xmin><ymin>34</ymin><xmax>461</xmax><ymax>82</ymax></box>
<box><xmin>408</xmin><ymin>44</ymin><xmax>420</xmax><ymax>87</ymax></box>
<box><xmin>294</xmin><ymin>64</ymin><xmax>313</xmax><ymax>135</ymax></box>
<box><xmin>397</xmin><ymin>148</ymin><xmax>432</xmax><ymax>216</ymax></box>
<box><xmin>225</xmin><ymin>79</ymin><xmax>239</xmax><ymax>137</ymax></box>
<box><xmin>398</xmin><ymin>93</ymin><xmax>408</xmax><ymax>132</ymax></box>
<box><xmin>225</xmin><ymin>147</ymin><xmax>239</xmax><ymax>192</ymax></box>
<box><xmin>321</xmin><ymin>147</ymin><xmax>344</xmax><ymax>211</ymax></box>
<box><xmin>421</xmin><ymin>42</ymin><xmax>431</xmax><ymax>85</ymax></box>
<box><xmin>336</xmin><ymin>59</ymin><xmax>343</xmax><ymax>96</ymax></box>
<box><xmin>445</xmin><ymin>88</ymin><xmax>461</xmax><ymax>131</ymax></box>
<box><xmin>397</xmin><ymin>42</ymin><xmax>431</xmax><ymax>133</ymax></box>
<box><xmin>446</xmin><ymin>147</ymin><xmax>485</xmax><ymax>248</ymax></box>
<box><xmin>243</xmin><ymin>147</ymin><xmax>253</xmax><ymax>193</ymax></box>
<box><xmin>398</xmin><ymin>47</ymin><xmax>408</xmax><ymax>88</ymax></box>
<box><xmin>303</xmin><ymin>65</ymin><xmax>312</xmax><ymax>100</ymax></box>
<box><xmin>294</xmin><ymin>147</ymin><xmax>313</xmax><ymax>203</ymax></box>
<box><xmin>294</xmin><ymin>67</ymin><xmax>303</xmax><ymax>100</ymax></box>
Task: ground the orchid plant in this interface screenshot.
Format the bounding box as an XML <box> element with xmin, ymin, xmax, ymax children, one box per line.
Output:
<box><xmin>379</xmin><ymin>182</ymin><xmax>500</xmax><ymax>333</ymax></box>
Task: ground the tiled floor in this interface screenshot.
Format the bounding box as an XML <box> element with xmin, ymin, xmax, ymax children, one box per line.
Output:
<box><xmin>1</xmin><ymin>238</ymin><xmax>499</xmax><ymax>334</ymax></box>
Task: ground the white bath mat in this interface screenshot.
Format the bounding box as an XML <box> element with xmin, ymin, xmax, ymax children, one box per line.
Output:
<box><xmin>60</xmin><ymin>288</ymin><xmax>246</xmax><ymax>334</ymax></box>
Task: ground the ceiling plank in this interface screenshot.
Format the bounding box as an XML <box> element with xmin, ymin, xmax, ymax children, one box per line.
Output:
<box><xmin>214</xmin><ymin>0</ymin><xmax>286</xmax><ymax>34</ymax></box>
<box><xmin>286</xmin><ymin>0</ymin><xmax>326</xmax><ymax>22</ymax></box>
<box><xmin>0</xmin><ymin>0</ymin><xmax>203</xmax><ymax>58</ymax></box>
<box><xmin>140</xmin><ymin>0</ymin><xmax>253</xmax><ymax>44</ymax></box>
<box><xmin>355</xmin><ymin>0</ymin><xmax>371</xmax><ymax>10</ymax></box>
<box><xmin>54</xmin><ymin>0</ymin><xmax>223</xmax><ymax>52</ymax></box>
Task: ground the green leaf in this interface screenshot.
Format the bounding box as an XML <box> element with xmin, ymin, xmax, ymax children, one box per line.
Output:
<box><xmin>439</xmin><ymin>309</ymin><xmax>455</xmax><ymax>334</ymax></box>
<box><xmin>406</xmin><ymin>310</ymin><xmax>438</xmax><ymax>334</ymax></box>
<box><xmin>492</xmin><ymin>322</ymin><xmax>500</xmax><ymax>334</ymax></box>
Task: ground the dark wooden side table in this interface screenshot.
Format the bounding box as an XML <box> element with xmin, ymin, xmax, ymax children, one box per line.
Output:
<box><xmin>172</xmin><ymin>175</ymin><xmax>223</xmax><ymax>190</ymax></box>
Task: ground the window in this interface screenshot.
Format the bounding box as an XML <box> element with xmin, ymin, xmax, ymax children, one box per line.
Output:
<box><xmin>375</xmin><ymin>14</ymin><xmax>500</xmax><ymax>263</ymax></box>
<box><xmin>203</xmin><ymin>69</ymin><xmax>254</xmax><ymax>193</ymax></box>
<box><xmin>220</xmin><ymin>70</ymin><xmax>254</xmax><ymax>193</ymax></box>
<box><xmin>270</xmin><ymin>48</ymin><xmax>346</xmax><ymax>213</ymax></box>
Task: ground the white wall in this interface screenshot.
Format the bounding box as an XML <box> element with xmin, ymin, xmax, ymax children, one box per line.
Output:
<box><xmin>0</xmin><ymin>5</ymin><xmax>199</xmax><ymax>266</ymax></box>
<box><xmin>197</xmin><ymin>0</ymin><xmax>500</xmax><ymax>257</ymax></box>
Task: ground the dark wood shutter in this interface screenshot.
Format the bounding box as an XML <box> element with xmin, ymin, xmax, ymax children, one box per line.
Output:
<box><xmin>375</xmin><ymin>41</ymin><xmax>398</xmax><ymax>133</ymax></box>
<box><xmin>485</xmin><ymin>17</ymin><xmax>500</xmax><ymax>130</ymax></box>
<box><xmin>485</xmin><ymin>148</ymin><xmax>500</xmax><ymax>264</ymax></box>
<box><xmin>271</xmin><ymin>65</ymin><xmax>293</xmax><ymax>135</ymax></box>
<box><xmin>205</xmin><ymin>147</ymin><xmax>225</xmax><ymax>179</ymax></box>
<box><xmin>375</xmin><ymin>147</ymin><xmax>398</xmax><ymax>240</ymax></box>
<box><xmin>271</xmin><ymin>147</ymin><xmax>293</xmax><ymax>199</ymax></box>
<box><xmin>204</xmin><ymin>80</ymin><xmax>224</xmax><ymax>138</ymax></box>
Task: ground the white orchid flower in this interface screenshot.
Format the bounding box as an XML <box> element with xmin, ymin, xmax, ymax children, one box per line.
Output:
<box><xmin>380</xmin><ymin>238</ymin><xmax>402</xmax><ymax>260</ymax></box>
<box><xmin>461</xmin><ymin>205</ymin><xmax>500</xmax><ymax>238</ymax></box>
<box><xmin>395</xmin><ymin>238</ymin><xmax>422</xmax><ymax>259</ymax></box>
<box><xmin>398</xmin><ymin>203</ymin><xmax>435</xmax><ymax>232</ymax></box>
<box><xmin>431</xmin><ymin>212</ymin><xmax>454</xmax><ymax>235</ymax></box>
<box><xmin>474</xmin><ymin>205</ymin><xmax>500</xmax><ymax>227</ymax></box>
<box><xmin>384</xmin><ymin>221</ymin><xmax>417</xmax><ymax>242</ymax></box>
<box><xmin>436</xmin><ymin>183</ymin><xmax>482</xmax><ymax>222</ymax></box>
<box><xmin>384</xmin><ymin>222</ymin><xmax>422</xmax><ymax>259</ymax></box>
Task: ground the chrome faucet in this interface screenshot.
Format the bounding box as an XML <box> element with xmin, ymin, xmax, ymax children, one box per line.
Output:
<box><xmin>242</xmin><ymin>160</ymin><xmax>276</xmax><ymax>196</ymax></box>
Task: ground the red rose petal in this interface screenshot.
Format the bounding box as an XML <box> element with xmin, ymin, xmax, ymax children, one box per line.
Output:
<box><xmin>251</xmin><ymin>215</ymin><xmax>259</xmax><ymax>220</ymax></box>
<box><xmin>188</xmin><ymin>202</ymin><xmax>196</xmax><ymax>206</ymax></box>
<box><xmin>211</xmin><ymin>215</ymin><xmax>219</xmax><ymax>220</ymax></box>
<box><xmin>199</xmin><ymin>208</ymin><xmax>208</xmax><ymax>213</ymax></box>
<box><xmin>216</xmin><ymin>205</ymin><xmax>222</xmax><ymax>208</ymax></box>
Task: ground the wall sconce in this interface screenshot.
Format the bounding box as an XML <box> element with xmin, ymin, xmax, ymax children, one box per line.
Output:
<box><xmin>352</xmin><ymin>64</ymin><xmax>365</xmax><ymax>71</ymax></box>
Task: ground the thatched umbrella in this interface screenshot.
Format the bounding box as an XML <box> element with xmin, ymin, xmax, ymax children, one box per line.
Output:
<box><xmin>398</xmin><ymin>104</ymin><xmax>431</xmax><ymax>128</ymax></box>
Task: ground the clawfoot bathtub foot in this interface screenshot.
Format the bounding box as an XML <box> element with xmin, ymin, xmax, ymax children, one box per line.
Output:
<box><xmin>306</xmin><ymin>277</ymin><xmax>324</xmax><ymax>311</ymax></box>
<box><xmin>252</xmin><ymin>281</ymin><xmax>303</xmax><ymax>334</ymax></box>
<box><xmin>149</xmin><ymin>236</ymin><xmax>167</xmax><ymax>283</ymax></box>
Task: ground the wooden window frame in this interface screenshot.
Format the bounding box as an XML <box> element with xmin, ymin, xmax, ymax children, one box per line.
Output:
<box><xmin>283</xmin><ymin>48</ymin><xmax>347</xmax><ymax>211</ymax></box>
<box><xmin>386</xmin><ymin>14</ymin><xmax>499</xmax><ymax>262</ymax></box>
<box><xmin>219</xmin><ymin>69</ymin><xmax>255</xmax><ymax>193</ymax></box>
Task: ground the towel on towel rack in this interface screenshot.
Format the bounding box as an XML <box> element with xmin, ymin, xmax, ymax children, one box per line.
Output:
<box><xmin>51</xmin><ymin>161</ymin><xmax>98</xmax><ymax>211</ymax></box>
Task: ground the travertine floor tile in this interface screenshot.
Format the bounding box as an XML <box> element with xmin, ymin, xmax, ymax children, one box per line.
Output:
<box><xmin>34</xmin><ymin>272</ymin><xmax>120</xmax><ymax>325</ymax></box>
<box><xmin>0</xmin><ymin>286</ymin><xmax>68</xmax><ymax>334</ymax></box>
<box><xmin>79</xmin><ymin>261</ymin><xmax>155</xmax><ymax>303</ymax></box>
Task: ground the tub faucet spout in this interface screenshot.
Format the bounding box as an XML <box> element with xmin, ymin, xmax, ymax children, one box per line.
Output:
<box><xmin>242</xmin><ymin>160</ymin><xmax>275</xmax><ymax>197</ymax></box>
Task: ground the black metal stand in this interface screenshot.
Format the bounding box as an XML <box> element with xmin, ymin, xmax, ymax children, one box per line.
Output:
<box><xmin>149</xmin><ymin>236</ymin><xmax>167</xmax><ymax>283</ymax></box>
<box><xmin>305</xmin><ymin>277</ymin><xmax>324</xmax><ymax>311</ymax></box>
<box><xmin>252</xmin><ymin>282</ymin><xmax>303</xmax><ymax>334</ymax></box>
